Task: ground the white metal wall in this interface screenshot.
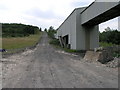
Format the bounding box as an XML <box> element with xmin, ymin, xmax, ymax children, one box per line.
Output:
<box><xmin>57</xmin><ymin>7</ymin><xmax>99</xmax><ymax>50</ymax></box>
<box><xmin>57</xmin><ymin>9</ymin><xmax>77</xmax><ymax>49</ymax></box>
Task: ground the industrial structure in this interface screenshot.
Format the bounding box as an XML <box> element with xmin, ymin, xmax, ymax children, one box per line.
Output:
<box><xmin>57</xmin><ymin>1</ymin><xmax>120</xmax><ymax>50</ymax></box>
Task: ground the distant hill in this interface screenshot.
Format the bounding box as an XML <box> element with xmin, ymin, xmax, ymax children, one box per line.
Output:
<box><xmin>2</xmin><ymin>23</ymin><xmax>40</xmax><ymax>37</ymax></box>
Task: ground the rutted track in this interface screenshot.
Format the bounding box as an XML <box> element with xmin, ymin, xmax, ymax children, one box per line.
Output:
<box><xmin>1</xmin><ymin>32</ymin><xmax>118</xmax><ymax>88</ymax></box>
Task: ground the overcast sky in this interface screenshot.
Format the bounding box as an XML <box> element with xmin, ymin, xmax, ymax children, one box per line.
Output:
<box><xmin>0</xmin><ymin>0</ymin><xmax>119</xmax><ymax>32</ymax></box>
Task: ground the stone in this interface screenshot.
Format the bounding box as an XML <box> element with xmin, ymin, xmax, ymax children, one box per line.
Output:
<box><xmin>84</xmin><ymin>50</ymin><xmax>114</xmax><ymax>64</ymax></box>
<box><xmin>106</xmin><ymin>57</ymin><xmax>120</xmax><ymax>68</ymax></box>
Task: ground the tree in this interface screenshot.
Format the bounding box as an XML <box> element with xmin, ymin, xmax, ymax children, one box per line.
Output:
<box><xmin>49</xmin><ymin>26</ymin><xmax>54</xmax><ymax>31</ymax></box>
<box><xmin>99</xmin><ymin>27</ymin><xmax>120</xmax><ymax>45</ymax></box>
<box><xmin>44</xmin><ymin>28</ymin><xmax>47</xmax><ymax>32</ymax></box>
<box><xmin>47</xmin><ymin>26</ymin><xmax>56</xmax><ymax>39</ymax></box>
<box><xmin>105</xmin><ymin>27</ymin><xmax>111</xmax><ymax>32</ymax></box>
<box><xmin>39</xmin><ymin>28</ymin><xmax>42</xmax><ymax>32</ymax></box>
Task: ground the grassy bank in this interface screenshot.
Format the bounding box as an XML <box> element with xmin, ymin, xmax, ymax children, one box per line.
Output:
<box><xmin>2</xmin><ymin>32</ymin><xmax>42</xmax><ymax>50</ymax></box>
<box><xmin>99</xmin><ymin>42</ymin><xmax>116</xmax><ymax>47</ymax></box>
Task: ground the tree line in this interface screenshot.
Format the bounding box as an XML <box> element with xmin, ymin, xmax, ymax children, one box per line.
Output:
<box><xmin>2</xmin><ymin>23</ymin><xmax>40</xmax><ymax>37</ymax></box>
<box><xmin>99</xmin><ymin>27</ymin><xmax>120</xmax><ymax>45</ymax></box>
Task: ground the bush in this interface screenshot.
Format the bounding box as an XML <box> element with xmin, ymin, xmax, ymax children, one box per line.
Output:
<box><xmin>47</xmin><ymin>26</ymin><xmax>56</xmax><ymax>39</ymax></box>
<box><xmin>49</xmin><ymin>39</ymin><xmax>60</xmax><ymax>46</ymax></box>
<box><xmin>113</xmin><ymin>51</ymin><xmax>120</xmax><ymax>58</ymax></box>
<box><xmin>99</xmin><ymin>28</ymin><xmax>120</xmax><ymax>45</ymax></box>
<box><xmin>99</xmin><ymin>42</ymin><xmax>115</xmax><ymax>47</ymax></box>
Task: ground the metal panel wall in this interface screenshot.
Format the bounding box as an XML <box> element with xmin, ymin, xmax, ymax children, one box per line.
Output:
<box><xmin>57</xmin><ymin>10</ymin><xmax>77</xmax><ymax>49</ymax></box>
<box><xmin>81</xmin><ymin>2</ymin><xmax>119</xmax><ymax>25</ymax></box>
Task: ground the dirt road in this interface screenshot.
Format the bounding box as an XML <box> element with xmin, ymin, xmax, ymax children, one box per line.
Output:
<box><xmin>1</xmin><ymin>32</ymin><xmax>118</xmax><ymax>88</ymax></box>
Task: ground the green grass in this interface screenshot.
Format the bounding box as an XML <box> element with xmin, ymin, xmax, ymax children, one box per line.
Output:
<box><xmin>2</xmin><ymin>32</ymin><xmax>41</xmax><ymax>50</ymax></box>
<box><xmin>49</xmin><ymin>39</ymin><xmax>60</xmax><ymax>46</ymax></box>
<box><xmin>99</xmin><ymin>42</ymin><xmax>115</xmax><ymax>47</ymax></box>
<box><xmin>100</xmin><ymin>42</ymin><xmax>120</xmax><ymax>58</ymax></box>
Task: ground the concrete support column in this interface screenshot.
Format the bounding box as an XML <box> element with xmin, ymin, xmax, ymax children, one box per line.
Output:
<box><xmin>82</xmin><ymin>25</ymin><xmax>99</xmax><ymax>50</ymax></box>
<box><xmin>76</xmin><ymin>25</ymin><xmax>99</xmax><ymax>50</ymax></box>
<box><xmin>85</xmin><ymin>28</ymin><xmax>90</xmax><ymax>50</ymax></box>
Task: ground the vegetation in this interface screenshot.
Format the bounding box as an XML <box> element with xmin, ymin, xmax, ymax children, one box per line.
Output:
<box><xmin>99</xmin><ymin>27</ymin><xmax>120</xmax><ymax>46</ymax></box>
<box><xmin>2</xmin><ymin>23</ymin><xmax>42</xmax><ymax>50</ymax></box>
<box><xmin>49</xmin><ymin>39</ymin><xmax>60</xmax><ymax>46</ymax></box>
<box><xmin>47</xmin><ymin>26</ymin><xmax>60</xmax><ymax>46</ymax></box>
<box><xmin>99</xmin><ymin>27</ymin><xmax>120</xmax><ymax>57</ymax></box>
<box><xmin>44</xmin><ymin>28</ymin><xmax>47</xmax><ymax>32</ymax></box>
<box><xmin>2</xmin><ymin>23</ymin><xmax>40</xmax><ymax>37</ymax></box>
<box><xmin>47</xmin><ymin>26</ymin><xmax>57</xmax><ymax>39</ymax></box>
<box><xmin>2</xmin><ymin>32</ymin><xmax>41</xmax><ymax>50</ymax></box>
<box><xmin>47</xmin><ymin>26</ymin><xmax>59</xmax><ymax>45</ymax></box>
<box><xmin>99</xmin><ymin>42</ymin><xmax>115</xmax><ymax>47</ymax></box>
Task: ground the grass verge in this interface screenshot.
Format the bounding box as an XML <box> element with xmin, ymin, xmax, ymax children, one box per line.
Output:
<box><xmin>2</xmin><ymin>32</ymin><xmax>41</xmax><ymax>50</ymax></box>
<box><xmin>99</xmin><ymin>42</ymin><xmax>120</xmax><ymax>58</ymax></box>
<box><xmin>99</xmin><ymin>42</ymin><xmax>116</xmax><ymax>47</ymax></box>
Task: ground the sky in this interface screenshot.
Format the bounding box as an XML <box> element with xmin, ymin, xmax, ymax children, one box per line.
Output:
<box><xmin>0</xmin><ymin>0</ymin><xmax>119</xmax><ymax>32</ymax></box>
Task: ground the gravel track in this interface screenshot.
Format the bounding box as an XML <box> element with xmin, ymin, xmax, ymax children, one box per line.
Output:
<box><xmin>1</xmin><ymin>32</ymin><xmax>118</xmax><ymax>88</ymax></box>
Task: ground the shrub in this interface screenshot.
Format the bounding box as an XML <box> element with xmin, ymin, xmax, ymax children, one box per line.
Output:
<box><xmin>49</xmin><ymin>39</ymin><xmax>60</xmax><ymax>46</ymax></box>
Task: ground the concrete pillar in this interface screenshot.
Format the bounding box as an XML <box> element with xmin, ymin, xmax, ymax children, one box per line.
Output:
<box><xmin>83</xmin><ymin>25</ymin><xmax>99</xmax><ymax>50</ymax></box>
<box><xmin>76</xmin><ymin>25</ymin><xmax>99</xmax><ymax>50</ymax></box>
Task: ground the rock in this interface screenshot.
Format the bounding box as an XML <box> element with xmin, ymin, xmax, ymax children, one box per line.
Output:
<box><xmin>84</xmin><ymin>50</ymin><xmax>113</xmax><ymax>64</ymax></box>
<box><xmin>94</xmin><ymin>47</ymin><xmax>103</xmax><ymax>52</ymax></box>
<box><xmin>106</xmin><ymin>57</ymin><xmax>120</xmax><ymax>68</ymax></box>
<box><xmin>98</xmin><ymin>50</ymin><xmax>113</xmax><ymax>64</ymax></box>
<box><xmin>84</xmin><ymin>51</ymin><xmax>101</xmax><ymax>62</ymax></box>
